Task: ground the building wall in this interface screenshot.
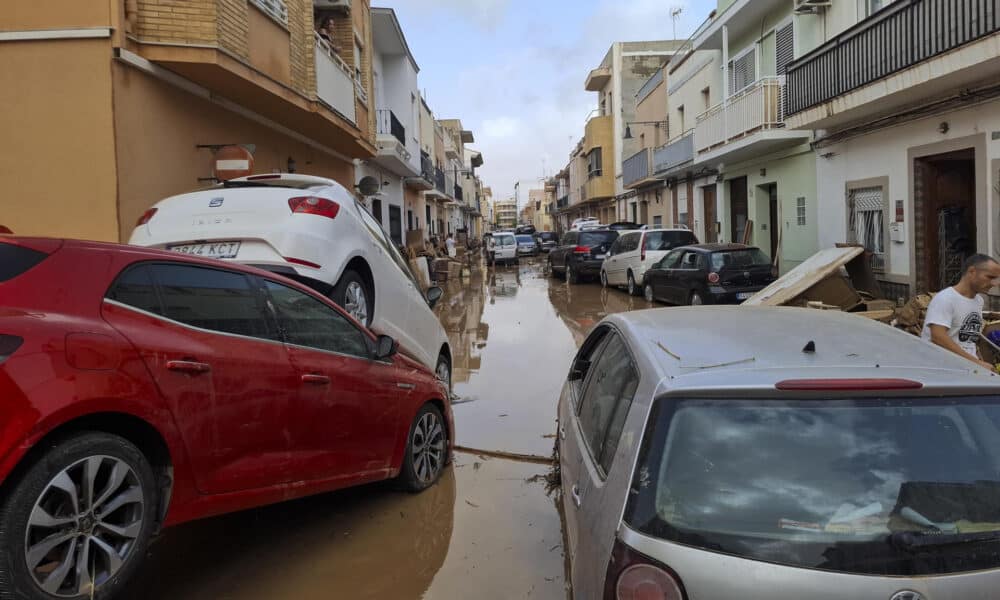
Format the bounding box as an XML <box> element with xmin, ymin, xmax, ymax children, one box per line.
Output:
<box><xmin>380</xmin><ymin>54</ymin><xmax>421</xmax><ymax>173</ymax></box>
<box><xmin>667</xmin><ymin>50</ymin><xmax>722</xmax><ymax>137</ymax></box>
<box><xmin>584</xmin><ymin>115</ymin><xmax>615</xmax><ymax>201</ymax></box>
<box><xmin>620</xmin><ymin>54</ymin><xmax>672</xmax><ymax>170</ymax></box>
<box><xmin>0</xmin><ymin>38</ymin><xmax>120</xmax><ymax>240</ymax></box>
<box><xmin>3</xmin><ymin>0</ymin><xmax>111</xmax><ymax>29</ymax></box>
<box><xmin>635</xmin><ymin>71</ymin><xmax>668</xmax><ymax>149</ymax></box>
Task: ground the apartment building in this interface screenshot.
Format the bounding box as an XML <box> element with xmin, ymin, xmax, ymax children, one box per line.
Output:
<box><xmin>494</xmin><ymin>198</ymin><xmax>518</xmax><ymax>229</ymax></box>
<box><xmin>1</xmin><ymin>0</ymin><xmax>376</xmax><ymax>241</ymax></box>
<box><xmin>437</xmin><ymin>119</ymin><xmax>476</xmax><ymax>236</ymax></box>
<box><xmin>623</xmin><ymin>64</ymin><xmax>674</xmax><ymax>229</ymax></box>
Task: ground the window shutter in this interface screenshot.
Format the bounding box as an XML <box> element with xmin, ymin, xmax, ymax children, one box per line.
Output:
<box><xmin>729</xmin><ymin>51</ymin><xmax>756</xmax><ymax>94</ymax></box>
<box><xmin>776</xmin><ymin>22</ymin><xmax>794</xmax><ymax>75</ymax></box>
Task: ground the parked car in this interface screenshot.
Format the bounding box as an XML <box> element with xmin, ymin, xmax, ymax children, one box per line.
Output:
<box><xmin>570</xmin><ymin>217</ymin><xmax>600</xmax><ymax>231</ymax></box>
<box><xmin>491</xmin><ymin>231</ymin><xmax>518</xmax><ymax>265</ymax></box>
<box><xmin>642</xmin><ymin>243</ymin><xmax>776</xmax><ymax>305</ymax></box>
<box><xmin>607</xmin><ymin>221</ymin><xmax>645</xmax><ymax>231</ymax></box>
<box><xmin>127</xmin><ymin>174</ymin><xmax>453</xmax><ymax>388</ymax></box>
<box><xmin>515</xmin><ymin>234</ymin><xmax>539</xmax><ymax>257</ymax></box>
<box><xmin>535</xmin><ymin>231</ymin><xmax>559</xmax><ymax>252</ymax></box>
<box><xmin>601</xmin><ymin>228</ymin><xmax>700</xmax><ymax>296</ymax></box>
<box><xmin>516</xmin><ymin>225</ymin><xmax>537</xmax><ymax>235</ymax></box>
<box><xmin>560</xmin><ymin>306</ymin><xmax>1000</xmax><ymax>599</ymax></box>
<box><xmin>548</xmin><ymin>229</ymin><xmax>619</xmax><ymax>284</ymax></box>
<box><xmin>0</xmin><ymin>236</ymin><xmax>453</xmax><ymax>600</ymax></box>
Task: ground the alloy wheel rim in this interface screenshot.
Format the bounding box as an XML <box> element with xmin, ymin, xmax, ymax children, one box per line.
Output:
<box><xmin>628</xmin><ymin>275</ymin><xmax>635</xmax><ymax>295</ymax></box>
<box><xmin>25</xmin><ymin>456</ymin><xmax>144</xmax><ymax>597</ymax></box>
<box><xmin>345</xmin><ymin>282</ymin><xmax>368</xmax><ymax>324</ymax></box>
<box><xmin>411</xmin><ymin>413</ymin><xmax>445</xmax><ymax>484</ymax></box>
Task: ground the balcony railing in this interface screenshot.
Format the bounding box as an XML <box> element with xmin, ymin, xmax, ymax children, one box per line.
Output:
<box><xmin>694</xmin><ymin>77</ymin><xmax>785</xmax><ymax>154</ymax></box>
<box><xmin>376</xmin><ymin>109</ymin><xmax>405</xmax><ymax>145</ymax></box>
<box><xmin>623</xmin><ymin>148</ymin><xmax>650</xmax><ymax>188</ymax></box>
<box><xmin>313</xmin><ymin>33</ymin><xmax>356</xmax><ymax>124</ymax></box>
<box><xmin>420</xmin><ymin>151</ymin><xmax>434</xmax><ymax>182</ymax></box>
<box><xmin>787</xmin><ymin>0</ymin><xmax>999</xmax><ymax>115</ymax></box>
<box><xmin>454</xmin><ymin>185</ymin><xmax>464</xmax><ymax>202</ymax></box>
<box><xmin>557</xmin><ymin>196</ymin><xmax>569</xmax><ymax>209</ymax></box>
<box><xmin>435</xmin><ymin>167</ymin><xmax>446</xmax><ymax>194</ymax></box>
<box><xmin>653</xmin><ymin>131</ymin><xmax>694</xmax><ymax>174</ymax></box>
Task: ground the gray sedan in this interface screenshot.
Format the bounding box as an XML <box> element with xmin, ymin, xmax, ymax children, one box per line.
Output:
<box><xmin>559</xmin><ymin>306</ymin><xmax>1000</xmax><ymax>599</ymax></box>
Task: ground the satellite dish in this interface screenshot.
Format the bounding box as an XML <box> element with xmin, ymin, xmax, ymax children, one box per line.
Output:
<box><xmin>357</xmin><ymin>176</ymin><xmax>381</xmax><ymax>197</ymax></box>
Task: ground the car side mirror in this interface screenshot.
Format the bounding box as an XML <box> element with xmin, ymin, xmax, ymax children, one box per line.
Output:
<box><xmin>426</xmin><ymin>286</ymin><xmax>443</xmax><ymax>309</ymax></box>
<box><xmin>567</xmin><ymin>358</ymin><xmax>591</xmax><ymax>381</ymax></box>
<box><xmin>375</xmin><ymin>335</ymin><xmax>397</xmax><ymax>360</ymax></box>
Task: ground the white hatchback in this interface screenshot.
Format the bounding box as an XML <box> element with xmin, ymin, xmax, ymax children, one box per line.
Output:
<box><xmin>601</xmin><ymin>228</ymin><xmax>699</xmax><ymax>296</ymax></box>
<box><xmin>128</xmin><ymin>173</ymin><xmax>454</xmax><ymax>388</ymax></box>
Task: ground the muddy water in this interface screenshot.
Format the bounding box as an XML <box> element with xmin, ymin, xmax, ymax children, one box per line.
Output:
<box><xmin>126</xmin><ymin>256</ymin><xmax>645</xmax><ymax>599</ymax></box>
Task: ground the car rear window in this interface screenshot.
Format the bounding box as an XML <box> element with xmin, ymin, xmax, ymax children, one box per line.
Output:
<box><xmin>0</xmin><ymin>243</ymin><xmax>49</xmax><ymax>283</ymax></box>
<box><xmin>624</xmin><ymin>396</ymin><xmax>1000</xmax><ymax>576</ymax></box>
<box><xmin>516</xmin><ymin>235</ymin><xmax>534</xmax><ymax>244</ymax></box>
<box><xmin>538</xmin><ymin>232</ymin><xmax>558</xmax><ymax>241</ymax></box>
<box><xmin>710</xmin><ymin>248</ymin><xmax>770</xmax><ymax>270</ymax></box>
<box><xmin>644</xmin><ymin>231</ymin><xmax>697</xmax><ymax>251</ymax></box>
<box><xmin>580</xmin><ymin>231</ymin><xmax>617</xmax><ymax>246</ymax></box>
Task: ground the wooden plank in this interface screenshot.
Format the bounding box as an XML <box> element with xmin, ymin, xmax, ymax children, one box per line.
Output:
<box><xmin>743</xmin><ymin>246</ymin><xmax>865</xmax><ymax>306</ymax></box>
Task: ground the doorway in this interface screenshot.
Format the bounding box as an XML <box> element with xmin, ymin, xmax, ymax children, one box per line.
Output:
<box><xmin>914</xmin><ymin>148</ymin><xmax>977</xmax><ymax>292</ymax></box>
<box><xmin>389</xmin><ymin>205</ymin><xmax>403</xmax><ymax>246</ymax></box>
<box><xmin>702</xmin><ymin>185</ymin><xmax>717</xmax><ymax>243</ymax></box>
<box><xmin>729</xmin><ymin>177</ymin><xmax>748</xmax><ymax>243</ymax></box>
<box><xmin>407</xmin><ymin>209</ymin><xmax>414</xmax><ymax>231</ymax></box>
<box><xmin>426</xmin><ymin>205</ymin><xmax>432</xmax><ymax>234</ymax></box>
<box><xmin>371</xmin><ymin>198</ymin><xmax>383</xmax><ymax>225</ymax></box>
<box><xmin>758</xmin><ymin>183</ymin><xmax>779</xmax><ymax>260</ymax></box>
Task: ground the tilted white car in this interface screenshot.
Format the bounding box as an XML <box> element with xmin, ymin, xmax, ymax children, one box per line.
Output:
<box><xmin>128</xmin><ymin>173</ymin><xmax>453</xmax><ymax>388</ymax></box>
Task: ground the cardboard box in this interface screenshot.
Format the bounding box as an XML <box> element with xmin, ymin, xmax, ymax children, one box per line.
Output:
<box><xmin>409</xmin><ymin>257</ymin><xmax>431</xmax><ymax>289</ymax></box>
<box><xmin>406</xmin><ymin>229</ymin><xmax>425</xmax><ymax>250</ymax></box>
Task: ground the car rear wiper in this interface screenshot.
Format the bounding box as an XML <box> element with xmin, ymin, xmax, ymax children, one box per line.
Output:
<box><xmin>889</xmin><ymin>530</ymin><xmax>1000</xmax><ymax>551</ymax></box>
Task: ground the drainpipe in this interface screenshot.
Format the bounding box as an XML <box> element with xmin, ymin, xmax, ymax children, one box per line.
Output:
<box><xmin>722</xmin><ymin>25</ymin><xmax>729</xmax><ymax>141</ymax></box>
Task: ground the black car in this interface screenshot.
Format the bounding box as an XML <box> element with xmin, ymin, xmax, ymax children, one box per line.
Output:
<box><xmin>548</xmin><ymin>229</ymin><xmax>619</xmax><ymax>284</ymax></box>
<box><xmin>642</xmin><ymin>243</ymin><xmax>776</xmax><ymax>305</ymax></box>
<box><xmin>607</xmin><ymin>221</ymin><xmax>645</xmax><ymax>231</ymax></box>
<box><xmin>535</xmin><ymin>231</ymin><xmax>559</xmax><ymax>252</ymax></box>
<box><xmin>516</xmin><ymin>225</ymin><xmax>537</xmax><ymax>235</ymax></box>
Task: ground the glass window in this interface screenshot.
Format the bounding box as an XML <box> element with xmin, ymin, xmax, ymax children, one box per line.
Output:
<box><xmin>625</xmin><ymin>395</ymin><xmax>1000</xmax><ymax>576</ymax></box>
<box><xmin>658</xmin><ymin>249</ymin><xmax>684</xmax><ymax>269</ymax></box>
<box><xmin>106</xmin><ymin>265</ymin><xmax>162</xmax><ymax>315</ymax></box>
<box><xmin>797</xmin><ymin>196</ymin><xmax>807</xmax><ymax>226</ymax></box>
<box><xmin>710</xmin><ymin>248</ymin><xmax>771</xmax><ymax>271</ymax></box>
<box><xmin>579</xmin><ymin>231</ymin><xmax>618</xmax><ymax>247</ymax></box>
<box><xmin>653</xmin><ymin>216</ymin><xmax>663</xmax><ymax>227</ymax></box>
<box><xmin>265</xmin><ymin>280</ymin><xmax>370</xmax><ymax>358</ymax></box>
<box><xmin>644</xmin><ymin>231</ymin><xmax>697</xmax><ymax>251</ymax></box>
<box><xmin>0</xmin><ymin>243</ymin><xmax>48</xmax><ymax>283</ymax></box>
<box><xmin>562</xmin><ymin>232</ymin><xmax>578</xmax><ymax>245</ymax></box>
<box><xmin>150</xmin><ymin>264</ymin><xmax>274</xmax><ymax>340</ymax></box>
<box><xmin>577</xmin><ymin>334</ymin><xmax>640</xmax><ymax>475</ymax></box>
<box><xmin>679</xmin><ymin>251</ymin><xmax>701</xmax><ymax>269</ymax></box>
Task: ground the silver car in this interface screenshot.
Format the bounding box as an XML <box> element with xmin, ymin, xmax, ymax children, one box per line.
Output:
<box><xmin>559</xmin><ymin>306</ymin><xmax>1000</xmax><ymax>600</ymax></box>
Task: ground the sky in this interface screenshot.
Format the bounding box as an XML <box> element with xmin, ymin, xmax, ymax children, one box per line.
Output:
<box><xmin>375</xmin><ymin>0</ymin><xmax>716</xmax><ymax>210</ymax></box>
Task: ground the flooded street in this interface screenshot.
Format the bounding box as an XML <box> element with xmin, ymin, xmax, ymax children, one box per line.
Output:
<box><xmin>126</xmin><ymin>256</ymin><xmax>646</xmax><ymax>599</ymax></box>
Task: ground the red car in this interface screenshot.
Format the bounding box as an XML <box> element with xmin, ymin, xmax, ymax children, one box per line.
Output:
<box><xmin>0</xmin><ymin>237</ymin><xmax>452</xmax><ymax>599</ymax></box>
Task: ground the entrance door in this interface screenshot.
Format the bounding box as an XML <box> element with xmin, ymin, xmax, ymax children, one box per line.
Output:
<box><xmin>389</xmin><ymin>205</ymin><xmax>403</xmax><ymax>246</ymax></box>
<box><xmin>729</xmin><ymin>177</ymin><xmax>748</xmax><ymax>243</ymax></box>
<box><xmin>765</xmin><ymin>184</ymin><xmax>779</xmax><ymax>260</ymax></box>
<box><xmin>372</xmin><ymin>198</ymin><xmax>383</xmax><ymax>225</ymax></box>
<box><xmin>407</xmin><ymin>209</ymin><xmax>414</xmax><ymax>231</ymax></box>
<box><xmin>703</xmin><ymin>185</ymin><xmax>717</xmax><ymax>243</ymax></box>
<box><xmin>914</xmin><ymin>149</ymin><xmax>977</xmax><ymax>292</ymax></box>
<box><xmin>426</xmin><ymin>206</ymin><xmax>432</xmax><ymax>233</ymax></box>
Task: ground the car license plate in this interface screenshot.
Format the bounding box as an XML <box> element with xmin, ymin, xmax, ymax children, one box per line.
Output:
<box><xmin>168</xmin><ymin>241</ymin><xmax>241</xmax><ymax>259</ymax></box>
<box><xmin>736</xmin><ymin>292</ymin><xmax>753</xmax><ymax>300</ymax></box>
<box><xmin>595</xmin><ymin>254</ymin><xmax>606</xmax><ymax>260</ymax></box>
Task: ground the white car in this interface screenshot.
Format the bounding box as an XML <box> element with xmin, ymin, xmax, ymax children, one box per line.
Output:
<box><xmin>490</xmin><ymin>232</ymin><xmax>518</xmax><ymax>265</ymax></box>
<box><xmin>128</xmin><ymin>173</ymin><xmax>454</xmax><ymax>388</ymax></box>
<box><xmin>570</xmin><ymin>217</ymin><xmax>600</xmax><ymax>231</ymax></box>
<box><xmin>601</xmin><ymin>228</ymin><xmax>699</xmax><ymax>296</ymax></box>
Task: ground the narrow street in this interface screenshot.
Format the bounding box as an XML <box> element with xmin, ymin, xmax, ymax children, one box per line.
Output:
<box><xmin>124</xmin><ymin>256</ymin><xmax>642</xmax><ymax>599</ymax></box>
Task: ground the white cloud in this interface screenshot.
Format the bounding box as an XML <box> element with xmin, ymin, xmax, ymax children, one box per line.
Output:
<box><xmin>380</xmin><ymin>0</ymin><xmax>511</xmax><ymax>31</ymax></box>
<box><xmin>481</xmin><ymin>117</ymin><xmax>522</xmax><ymax>139</ymax></box>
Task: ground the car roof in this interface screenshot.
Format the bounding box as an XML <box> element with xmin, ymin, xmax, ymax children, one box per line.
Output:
<box><xmin>605</xmin><ymin>306</ymin><xmax>999</xmax><ymax>394</ymax></box>
<box><xmin>680</xmin><ymin>243</ymin><xmax>754</xmax><ymax>253</ymax></box>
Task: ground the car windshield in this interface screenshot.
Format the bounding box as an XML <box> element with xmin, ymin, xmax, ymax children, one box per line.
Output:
<box><xmin>644</xmin><ymin>231</ymin><xmax>697</xmax><ymax>251</ymax></box>
<box><xmin>516</xmin><ymin>235</ymin><xmax>534</xmax><ymax>244</ymax></box>
<box><xmin>497</xmin><ymin>236</ymin><xmax>516</xmax><ymax>247</ymax></box>
<box><xmin>710</xmin><ymin>248</ymin><xmax>770</xmax><ymax>270</ymax></box>
<box><xmin>625</xmin><ymin>396</ymin><xmax>1000</xmax><ymax>576</ymax></box>
<box><xmin>579</xmin><ymin>231</ymin><xmax>617</xmax><ymax>246</ymax></box>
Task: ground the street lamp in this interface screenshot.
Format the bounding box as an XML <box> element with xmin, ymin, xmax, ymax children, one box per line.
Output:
<box><xmin>623</xmin><ymin>120</ymin><xmax>668</xmax><ymax>140</ymax></box>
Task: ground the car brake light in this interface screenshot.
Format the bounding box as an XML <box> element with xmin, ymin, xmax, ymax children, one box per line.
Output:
<box><xmin>573</xmin><ymin>245</ymin><xmax>591</xmax><ymax>254</ymax></box>
<box><xmin>136</xmin><ymin>208</ymin><xmax>157</xmax><ymax>227</ymax></box>
<box><xmin>707</xmin><ymin>272</ymin><xmax>720</xmax><ymax>284</ymax></box>
<box><xmin>288</xmin><ymin>196</ymin><xmax>340</xmax><ymax>220</ymax></box>
<box><xmin>776</xmin><ymin>378</ymin><xmax>924</xmax><ymax>391</ymax></box>
<box><xmin>0</xmin><ymin>335</ymin><xmax>24</xmax><ymax>364</ymax></box>
<box><xmin>604</xmin><ymin>537</ymin><xmax>686</xmax><ymax>600</ymax></box>
<box><xmin>283</xmin><ymin>256</ymin><xmax>322</xmax><ymax>269</ymax></box>
<box><xmin>247</xmin><ymin>174</ymin><xmax>283</xmax><ymax>180</ymax></box>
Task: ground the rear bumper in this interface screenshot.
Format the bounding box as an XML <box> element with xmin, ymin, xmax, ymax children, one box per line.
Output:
<box><xmin>574</xmin><ymin>260</ymin><xmax>604</xmax><ymax>276</ymax></box>
<box><xmin>707</xmin><ymin>285</ymin><xmax>768</xmax><ymax>304</ymax></box>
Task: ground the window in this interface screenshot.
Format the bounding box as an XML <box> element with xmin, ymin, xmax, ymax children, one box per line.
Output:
<box><xmin>677</xmin><ymin>105</ymin><xmax>685</xmax><ymax>133</ymax></box>
<box><xmin>653</xmin><ymin>215</ymin><xmax>663</xmax><ymax>228</ymax></box>
<box><xmin>568</xmin><ymin>326</ymin><xmax>611</xmax><ymax>404</ymax></box>
<box><xmin>775</xmin><ymin>22</ymin><xmax>794</xmax><ymax>76</ymax></box>
<box><xmin>150</xmin><ymin>264</ymin><xmax>274</xmax><ymax>340</ymax></box>
<box><xmin>265</xmin><ymin>281</ymin><xmax>369</xmax><ymax>358</ymax></box>
<box><xmin>371</xmin><ymin>198</ymin><xmax>383</xmax><ymax>225</ymax></box>
<box><xmin>796</xmin><ymin>197</ymin><xmax>807</xmax><ymax>226</ymax></box>
<box><xmin>849</xmin><ymin>187</ymin><xmax>886</xmax><ymax>273</ymax></box>
<box><xmin>710</xmin><ymin>248</ymin><xmax>770</xmax><ymax>271</ymax></box>
<box><xmin>353</xmin><ymin>40</ymin><xmax>363</xmax><ymax>82</ymax></box>
<box><xmin>588</xmin><ymin>148</ymin><xmax>603</xmax><ymax>178</ymax></box>
<box><xmin>249</xmin><ymin>0</ymin><xmax>288</xmax><ymax>26</ymax></box>
<box><xmin>729</xmin><ymin>48</ymin><xmax>756</xmax><ymax>95</ymax></box>
<box><xmin>0</xmin><ymin>243</ymin><xmax>49</xmax><ymax>283</ymax></box>
<box><xmin>577</xmin><ymin>333</ymin><xmax>640</xmax><ymax>474</ymax></box>
<box><xmin>679</xmin><ymin>251</ymin><xmax>701</xmax><ymax>269</ymax></box>
<box><xmin>659</xmin><ymin>249</ymin><xmax>684</xmax><ymax>269</ymax></box>
<box><xmin>868</xmin><ymin>0</ymin><xmax>897</xmax><ymax>15</ymax></box>
<box><xmin>644</xmin><ymin>230</ymin><xmax>697</xmax><ymax>251</ymax></box>
<box><xmin>107</xmin><ymin>265</ymin><xmax>162</xmax><ymax>315</ymax></box>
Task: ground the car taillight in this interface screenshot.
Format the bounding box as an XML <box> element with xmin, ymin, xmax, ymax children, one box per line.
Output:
<box><xmin>0</xmin><ymin>335</ymin><xmax>24</xmax><ymax>364</ymax></box>
<box><xmin>573</xmin><ymin>245</ymin><xmax>591</xmax><ymax>254</ymax></box>
<box><xmin>0</xmin><ymin>225</ymin><xmax>12</xmax><ymax>234</ymax></box>
<box><xmin>776</xmin><ymin>378</ymin><xmax>923</xmax><ymax>391</ymax></box>
<box><xmin>707</xmin><ymin>272</ymin><xmax>720</xmax><ymax>284</ymax></box>
<box><xmin>136</xmin><ymin>208</ymin><xmax>157</xmax><ymax>226</ymax></box>
<box><xmin>604</xmin><ymin>537</ymin><xmax>686</xmax><ymax>600</ymax></box>
<box><xmin>288</xmin><ymin>197</ymin><xmax>340</xmax><ymax>220</ymax></box>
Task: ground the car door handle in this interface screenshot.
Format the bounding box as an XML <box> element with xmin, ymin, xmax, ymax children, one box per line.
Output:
<box><xmin>166</xmin><ymin>360</ymin><xmax>211</xmax><ymax>374</ymax></box>
<box><xmin>571</xmin><ymin>484</ymin><xmax>583</xmax><ymax>508</ymax></box>
<box><xmin>396</xmin><ymin>382</ymin><xmax>415</xmax><ymax>390</ymax></box>
<box><xmin>301</xmin><ymin>373</ymin><xmax>331</xmax><ymax>385</ymax></box>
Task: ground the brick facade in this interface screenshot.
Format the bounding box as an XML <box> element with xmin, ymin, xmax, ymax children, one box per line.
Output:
<box><xmin>216</xmin><ymin>0</ymin><xmax>249</xmax><ymax>59</ymax></box>
<box><xmin>135</xmin><ymin>0</ymin><xmax>217</xmax><ymax>45</ymax></box>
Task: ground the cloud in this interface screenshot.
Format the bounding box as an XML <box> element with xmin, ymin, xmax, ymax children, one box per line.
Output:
<box><xmin>481</xmin><ymin>117</ymin><xmax>522</xmax><ymax>140</ymax></box>
<box><xmin>380</xmin><ymin>0</ymin><xmax>511</xmax><ymax>31</ymax></box>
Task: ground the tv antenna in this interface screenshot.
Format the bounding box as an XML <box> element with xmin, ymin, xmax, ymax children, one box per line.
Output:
<box><xmin>670</xmin><ymin>6</ymin><xmax>683</xmax><ymax>40</ymax></box>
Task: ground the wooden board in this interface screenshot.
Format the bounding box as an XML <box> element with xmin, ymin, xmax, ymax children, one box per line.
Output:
<box><xmin>743</xmin><ymin>246</ymin><xmax>865</xmax><ymax>306</ymax></box>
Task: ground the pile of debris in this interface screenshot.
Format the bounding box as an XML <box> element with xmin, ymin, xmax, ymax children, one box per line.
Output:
<box><xmin>403</xmin><ymin>229</ymin><xmax>474</xmax><ymax>287</ymax></box>
<box><xmin>894</xmin><ymin>293</ymin><xmax>935</xmax><ymax>336</ymax></box>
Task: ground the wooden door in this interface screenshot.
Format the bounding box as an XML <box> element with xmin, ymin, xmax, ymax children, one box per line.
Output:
<box><xmin>729</xmin><ymin>177</ymin><xmax>748</xmax><ymax>243</ymax></box>
<box><xmin>703</xmin><ymin>185</ymin><xmax>717</xmax><ymax>243</ymax></box>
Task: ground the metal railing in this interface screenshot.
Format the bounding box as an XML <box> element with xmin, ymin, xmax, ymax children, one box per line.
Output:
<box><xmin>250</xmin><ymin>0</ymin><xmax>288</xmax><ymax>25</ymax></box>
<box><xmin>623</xmin><ymin>148</ymin><xmax>650</xmax><ymax>188</ymax></box>
<box><xmin>667</xmin><ymin>11</ymin><xmax>716</xmax><ymax>75</ymax></box>
<box><xmin>653</xmin><ymin>131</ymin><xmax>694</xmax><ymax>174</ymax></box>
<box><xmin>376</xmin><ymin>109</ymin><xmax>405</xmax><ymax>145</ymax></box>
<box><xmin>435</xmin><ymin>167</ymin><xmax>446</xmax><ymax>194</ymax></box>
<box><xmin>557</xmin><ymin>196</ymin><xmax>569</xmax><ymax>209</ymax></box>
<box><xmin>786</xmin><ymin>0</ymin><xmax>999</xmax><ymax>115</ymax></box>
<box><xmin>420</xmin><ymin>151</ymin><xmax>434</xmax><ymax>182</ymax></box>
<box><xmin>694</xmin><ymin>77</ymin><xmax>786</xmax><ymax>154</ymax></box>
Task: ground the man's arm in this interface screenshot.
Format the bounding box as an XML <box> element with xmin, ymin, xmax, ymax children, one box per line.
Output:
<box><xmin>928</xmin><ymin>324</ymin><xmax>993</xmax><ymax>369</ymax></box>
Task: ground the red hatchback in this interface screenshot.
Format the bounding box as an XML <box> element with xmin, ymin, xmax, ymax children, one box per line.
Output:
<box><xmin>0</xmin><ymin>237</ymin><xmax>452</xmax><ymax>600</ymax></box>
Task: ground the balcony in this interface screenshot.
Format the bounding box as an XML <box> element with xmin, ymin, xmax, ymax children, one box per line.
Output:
<box><xmin>405</xmin><ymin>150</ymin><xmax>434</xmax><ymax>191</ymax></box>
<box><xmin>693</xmin><ymin>77</ymin><xmax>809</xmax><ymax>165</ymax></box>
<box><xmin>585</xmin><ymin>65</ymin><xmax>612</xmax><ymax>92</ymax></box>
<box><xmin>314</xmin><ymin>33</ymin><xmax>357</xmax><ymax>125</ymax></box>
<box><xmin>623</xmin><ymin>148</ymin><xmax>655</xmax><ymax>189</ymax></box>
<box><xmin>557</xmin><ymin>196</ymin><xmax>569</xmax><ymax>209</ymax></box>
<box><xmin>444</xmin><ymin>135</ymin><xmax>460</xmax><ymax>160</ymax></box>
<box><xmin>454</xmin><ymin>185</ymin><xmax>464</xmax><ymax>202</ymax></box>
<box><xmin>786</xmin><ymin>0</ymin><xmax>1000</xmax><ymax>130</ymax></box>
<box><xmin>374</xmin><ymin>108</ymin><xmax>415</xmax><ymax>176</ymax></box>
<box><xmin>653</xmin><ymin>131</ymin><xmax>694</xmax><ymax>176</ymax></box>
<box><xmin>377</xmin><ymin>109</ymin><xmax>405</xmax><ymax>145</ymax></box>
<box><xmin>425</xmin><ymin>166</ymin><xmax>448</xmax><ymax>200</ymax></box>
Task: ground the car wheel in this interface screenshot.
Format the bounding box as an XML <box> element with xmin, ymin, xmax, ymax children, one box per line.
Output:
<box><xmin>567</xmin><ymin>263</ymin><xmax>578</xmax><ymax>285</ymax></box>
<box><xmin>644</xmin><ymin>283</ymin><xmax>655</xmax><ymax>303</ymax></box>
<box><xmin>332</xmin><ymin>270</ymin><xmax>372</xmax><ymax>327</ymax></box>
<box><xmin>627</xmin><ymin>272</ymin><xmax>638</xmax><ymax>296</ymax></box>
<box><xmin>398</xmin><ymin>404</ymin><xmax>448</xmax><ymax>493</ymax></box>
<box><xmin>690</xmin><ymin>291</ymin><xmax>704</xmax><ymax>306</ymax></box>
<box><xmin>600</xmin><ymin>270</ymin><xmax>608</xmax><ymax>288</ymax></box>
<box><xmin>0</xmin><ymin>432</ymin><xmax>158</xmax><ymax>600</ymax></box>
<box><xmin>435</xmin><ymin>354</ymin><xmax>452</xmax><ymax>396</ymax></box>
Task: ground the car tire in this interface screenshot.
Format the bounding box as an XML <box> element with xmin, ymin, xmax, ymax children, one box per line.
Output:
<box><xmin>0</xmin><ymin>432</ymin><xmax>158</xmax><ymax>600</ymax></box>
<box><xmin>398</xmin><ymin>404</ymin><xmax>448</xmax><ymax>493</ymax></box>
<box><xmin>332</xmin><ymin>269</ymin><xmax>373</xmax><ymax>327</ymax></box>
<box><xmin>600</xmin><ymin>270</ymin><xmax>608</xmax><ymax>288</ymax></box>
<box><xmin>627</xmin><ymin>272</ymin><xmax>639</xmax><ymax>297</ymax></box>
<box><xmin>567</xmin><ymin>263</ymin><xmax>579</xmax><ymax>285</ymax></box>
<box><xmin>644</xmin><ymin>283</ymin><xmax>655</xmax><ymax>303</ymax></box>
<box><xmin>690</xmin><ymin>291</ymin><xmax>704</xmax><ymax>306</ymax></box>
<box><xmin>435</xmin><ymin>354</ymin><xmax>452</xmax><ymax>397</ymax></box>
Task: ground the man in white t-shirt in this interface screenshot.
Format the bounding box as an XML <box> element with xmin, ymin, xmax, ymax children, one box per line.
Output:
<box><xmin>921</xmin><ymin>253</ymin><xmax>1000</xmax><ymax>369</ymax></box>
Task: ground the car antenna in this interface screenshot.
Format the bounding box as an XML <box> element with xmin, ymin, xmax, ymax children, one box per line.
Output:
<box><xmin>803</xmin><ymin>340</ymin><xmax>816</xmax><ymax>354</ymax></box>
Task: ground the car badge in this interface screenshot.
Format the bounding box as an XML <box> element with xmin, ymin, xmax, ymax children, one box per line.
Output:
<box><xmin>890</xmin><ymin>592</ymin><xmax>925</xmax><ymax>600</ymax></box>
<box><xmin>209</xmin><ymin>197</ymin><xmax>224</xmax><ymax>208</ymax></box>
<box><xmin>743</xmin><ymin>271</ymin><xmax>750</xmax><ymax>278</ymax></box>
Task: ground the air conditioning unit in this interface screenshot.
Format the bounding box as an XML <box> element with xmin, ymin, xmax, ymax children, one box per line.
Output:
<box><xmin>314</xmin><ymin>0</ymin><xmax>351</xmax><ymax>12</ymax></box>
<box><xmin>794</xmin><ymin>0</ymin><xmax>831</xmax><ymax>13</ymax></box>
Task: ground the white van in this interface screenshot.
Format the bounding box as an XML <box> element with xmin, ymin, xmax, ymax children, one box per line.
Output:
<box><xmin>601</xmin><ymin>228</ymin><xmax>699</xmax><ymax>295</ymax></box>
<box><xmin>491</xmin><ymin>232</ymin><xmax>518</xmax><ymax>265</ymax></box>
